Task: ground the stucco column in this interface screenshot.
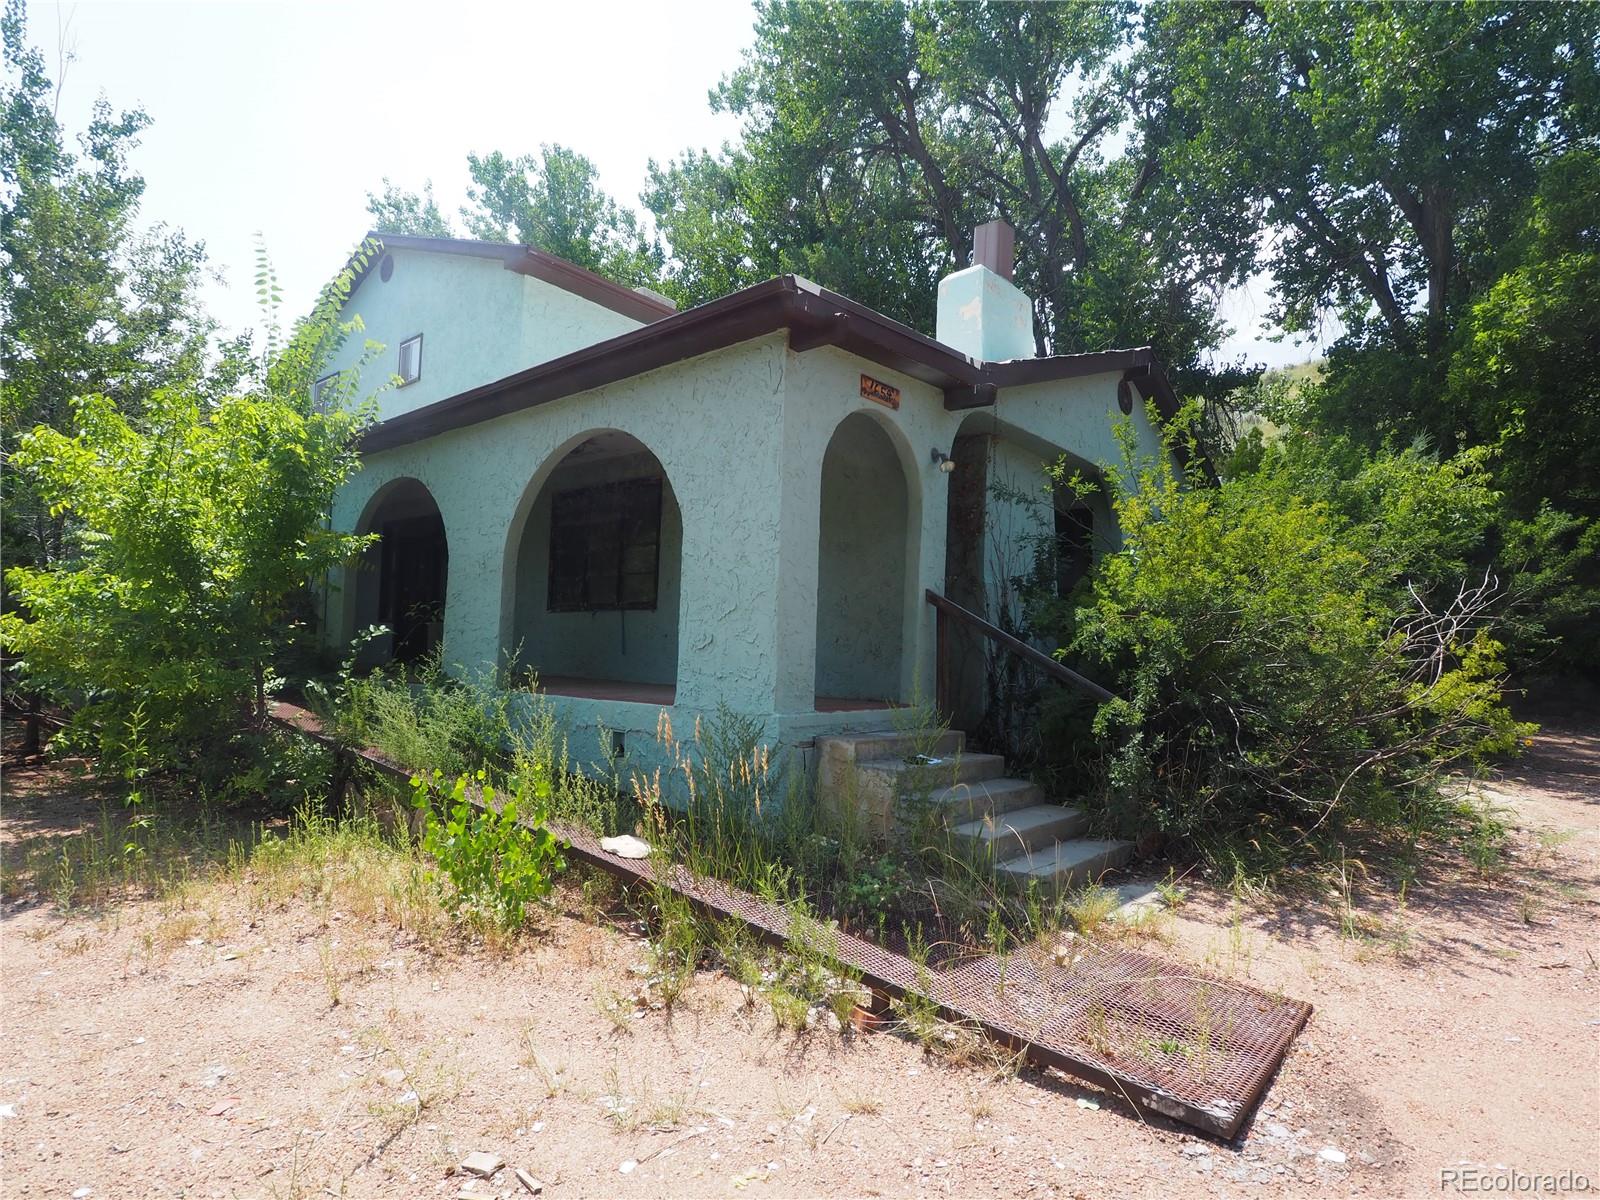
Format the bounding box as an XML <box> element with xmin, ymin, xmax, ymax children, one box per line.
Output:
<box><xmin>772</xmin><ymin>383</ymin><xmax>823</xmax><ymax>714</ymax></box>
<box><xmin>666</xmin><ymin>337</ymin><xmax>792</xmax><ymax>718</ymax></box>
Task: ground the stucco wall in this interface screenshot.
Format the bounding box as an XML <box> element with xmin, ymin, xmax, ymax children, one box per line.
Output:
<box><xmin>775</xmin><ymin>346</ymin><xmax>950</xmax><ymax>721</ymax></box>
<box><xmin>814</xmin><ymin>413</ymin><xmax>907</xmax><ymax>701</ymax></box>
<box><xmin>327</xmin><ymin>335</ymin><xmax>799</xmax><ymax>781</ymax></box>
<box><xmin>325</xmin><ymin>314</ymin><xmax>1176</xmax><ymax>786</ymax></box>
<box><xmin>510</xmin><ymin>450</ymin><xmax>682</xmax><ymax>686</ymax></box>
<box><xmin>322</xmin><ymin>248</ymin><xmax>643</xmax><ymax>423</ymax></box>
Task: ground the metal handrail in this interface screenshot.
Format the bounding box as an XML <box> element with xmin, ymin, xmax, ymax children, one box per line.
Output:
<box><xmin>925</xmin><ymin>588</ymin><xmax>1116</xmax><ymax>708</ymax></box>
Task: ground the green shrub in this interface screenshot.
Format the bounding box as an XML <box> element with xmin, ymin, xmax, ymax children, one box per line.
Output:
<box><xmin>1048</xmin><ymin>410</ymin><xmax>1531</xmax><ymax>865</ymax></box>
<box><xmin>325</xmin><ymin>651</ymin><xmax>529</xmax><ymax>780</ymax></box>
<box><xmin>410</xmin><ymin>768</ymin><xmax>566</xmax><ymax>933</ymax></box>
<box><xmin>1</xmin><ymin>244</ymin><xmax>378</xmax><ymax>797</ymax></box>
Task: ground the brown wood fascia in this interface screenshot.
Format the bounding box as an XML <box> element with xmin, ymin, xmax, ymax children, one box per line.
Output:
<box><xmin>502</xmin><ymin>247</ymin><xmax>676</xmax><ymax>323</ymax></box>
<box><xmin>349</xmin><ymin>232</ymin><xmax>676</xmax><ymax>325</ymax></box>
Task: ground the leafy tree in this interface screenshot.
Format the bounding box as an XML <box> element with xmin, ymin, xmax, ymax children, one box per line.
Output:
<box><xmin>1144</xmin><ymin>3</ymin><xmax>1599</xmax><ymax>668</ymax></box>
<box><xmin>365</xmin><ymin>177</ymin><xmax>454</xmax><ymax>237</ymax></box>
<box><xmin>463</xmin><ymin>144</ymin><xmax>663</xmax><ymax>288</ymax></box>
<box><xmin>0</xmin><ymin>252</ymin><xmax>377</xmax><ymax>789</ymax></box>
<box><xmin>1</xmin><ymin>0</ymin><xmax>248</xmax><ymax>572</ymax></box>
<box><xmin>1143</xmin><ymin>1</ymin><xmax>1596</xmax><ymax>357</ymax></box>
<box><xmin>1443</xmin><ymin>150</ymin><xmax>1600</xmax><ymax>522</ymax></box>
<box><xmin>369</xmin><ymin>145</ymin><xmax>665</xmax><ymax>291</ymax></box>
<box><xmin>645</xmin><ymin>0</ymin><xmax>1247</xmax><ymax>377</ymax></box>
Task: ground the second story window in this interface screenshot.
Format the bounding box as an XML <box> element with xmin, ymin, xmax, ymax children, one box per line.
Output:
<box><xmin>311</xmin><ymin>373</ymin><xmax>337</xmax><ymax>407</ymax></box>
<box><xmin>398</xmin><ymin>334</ymin><xmax>422</xmax><ymax>386</ymax></box>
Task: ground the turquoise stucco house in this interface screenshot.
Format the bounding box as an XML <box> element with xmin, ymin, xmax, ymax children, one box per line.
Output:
<box><xmin>318</xmin><ymin>221</ymin><xmax>1187</xmax><ymax>786</ymax></box>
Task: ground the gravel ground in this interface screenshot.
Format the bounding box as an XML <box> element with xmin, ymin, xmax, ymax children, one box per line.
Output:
<box><xmin>2</xmin><ymin>715</ymin><xmax>1596</xmax><ymax>1198</ymax></box>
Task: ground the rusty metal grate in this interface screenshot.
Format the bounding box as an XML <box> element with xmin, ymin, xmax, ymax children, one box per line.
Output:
<box><xmin>269</xmin><ymin>701</ymin><xmax>1310</xmax><ymax>1139</ymax></box>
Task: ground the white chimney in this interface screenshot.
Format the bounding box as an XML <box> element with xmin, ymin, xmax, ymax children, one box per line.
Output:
<box><xmin>935</xmin><ymin>220</ymin><xmax>1035</xmax><ymax>363</ymax></box>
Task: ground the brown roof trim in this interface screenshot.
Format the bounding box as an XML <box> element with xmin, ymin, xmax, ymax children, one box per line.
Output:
<box><xmin>358</xmin><ymin>273</ymin><xmax>1189</xmax><ymax>457</ymax></box>
<box><xmin>353</xmin><ymin>232</ymin><xmax>676</xmax><ymax>325</ymax></box>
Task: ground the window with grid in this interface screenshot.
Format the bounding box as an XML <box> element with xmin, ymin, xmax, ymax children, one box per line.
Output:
<box><xmin>547</xmin><ymin>477</ymin><xmax>663</xmax><ymax>612</ymax></box>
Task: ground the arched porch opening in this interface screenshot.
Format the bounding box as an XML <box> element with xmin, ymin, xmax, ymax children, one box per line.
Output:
<box><xmin>351</xmin><ymin>478</ymin><xmax>449</xmax><ymax>667</ymax></box>
<box><xmin>505</xmin><ymin>431</ymin><xmax>682</xmax><ymax>703</ymax></box>
<box><xmin>939</xmin><ymin>410</ymin><xmax>1114</xmax><ymax>732</ymax></box>
<box><xmin>814</xmin><ymin>411</ymin><xmax>917</xmax><ymax>710</ymax></box>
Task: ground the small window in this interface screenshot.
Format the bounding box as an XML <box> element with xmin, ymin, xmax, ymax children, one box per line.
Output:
<box><xmin>311</xmin><ymin>373</ymin><xmax>337</xmax><ymax>407</ymax></box>
<box><xmin>548</xmin><ymin>478</ymin><xmax>663</xmax><ymax>612</ymax></box>
<box><xmin>1054</xmin><ymin>504</ymin><xmax>1094</xmax><ymax>596</ymax></box>
<box><xmin>397</xmin><ymin>334</ymin><xmax>422</xmax><ymax>386</ymax></box>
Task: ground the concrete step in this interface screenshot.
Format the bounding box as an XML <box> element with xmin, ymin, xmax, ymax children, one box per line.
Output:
<box><xmin>920</xmin><ymin>775</ymin><xmax>1044</xmax><ymax>823</ymax></box>
<box><xmin>858</xmin><ymin>751</ymin><xmax>1007</xmax><ymax>794</ymax></box>
<box><xmin>816</xmin><ymin>728</ymin><xmax>968</xmax><ymax>833</ymax></box>
<box><xmin>995</xmin><ymin>837</ymin><xmax>1135</xmax><ymax>894</ymax></box>
<box><xmin>817</xmin><ymin>728</ymin><xmax>966</xmax><ymax>766</ymax></box>
<box><xmin>950</xmin><ymin>803</ymin><xmax>1091</xmax><ymax>859</ymax></box>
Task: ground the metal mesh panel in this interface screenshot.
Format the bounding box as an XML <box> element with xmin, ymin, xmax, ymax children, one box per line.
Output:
<box><xmin>269</xmin><ymin>702</ymin><xmax>1310</xmax><ymax>1139</ymax></box>
<box><xmin>553</xmin><ymin>819</ymin><xmax>1309</xmax><ymax>1139</ymax></box>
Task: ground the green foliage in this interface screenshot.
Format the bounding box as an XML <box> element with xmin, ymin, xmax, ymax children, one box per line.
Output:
<box><xmin>367</xmin><ymin>145</ymin><xmax>666</xmax><ymax>292</ymax></box>
<box><xmin>645</xmin><ymin>0</ymin><xmax>1239</xmax><ymax>375</ymax></box>
<box><xmin>365</xmin><ymin>177</ymin><xmax>453</xmax><ymax>237</ymax></box>
<box><xmin>837</xmin><ymin>854</ymin><xmax>910</xmax><ymax>925</ymax></box>
<box><xmin>410</xmin><ymin>768</ymin><xmax>566</xmax><ymax>933</ymax></box>
<box><xmin>1143</xmin><ymin>3</ymin><xmax>1599</xmax><ymax>667</ymax></box>
<box><xmin>2</xmin><ymin>375</ymin><xmax>370</xmax><ymax>784</ymax></box>
<box><xmin>1</xmin><ymin>0</ymin><xmax>250</xmax><ymax>572</ymax></box>
<box><xmin>1143</xmin><ymin>1</ymin><xmax>1592</xmax><ymax>351</ymax></box>
<box><xmin>324</xmin><ymin>651</ymin><xmax>545</xmax><ymax>782</ymax></box>
<box><xmin>1050</xmin><ymin>410</ymin><xmax>1532</xmax><ymax>862</ymax></box>
<box><xmin>0</xmin><ymin>231</ymin><xmax>377</xmax><ymax>789</ymax></box>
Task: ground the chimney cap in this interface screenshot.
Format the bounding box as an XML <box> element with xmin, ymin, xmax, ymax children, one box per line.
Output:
<box><xmin>973</xmin><ymin>220</ymin><xmax>1015</xmax><ymax>281</ymax></box>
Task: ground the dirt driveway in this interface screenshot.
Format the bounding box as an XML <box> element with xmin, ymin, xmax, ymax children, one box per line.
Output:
<box><xmin>2</xmin><ymin>718</ymin><xmax>1596</xmax><ymax>1198</ymax></box>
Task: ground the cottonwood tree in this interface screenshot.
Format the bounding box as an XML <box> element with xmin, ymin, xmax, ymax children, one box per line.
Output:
<box><xmin>645</xmin><ymin>0</ymin><xmax>1252</xmax><ymax>382</ymax></box>
<box><xmin>368</xmin><ymin>145</ymin><xmax>665</xmax><ymax>290</ymax></box>
<box><xmin>365</xmin><ymin>178</ymin><xmax>453</xmax><ymax>238</ymax></box>
<box><xmin>0</xmin><ymin>0</ymin><xmax>249</xmax><ymax>571</ymax></box>
<box><xmin>1140</xmin><ymin>2</ymin><xmax>1597</xmax><ymax>414</ymax></box>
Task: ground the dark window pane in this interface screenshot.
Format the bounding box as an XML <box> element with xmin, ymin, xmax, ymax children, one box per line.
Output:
<box><xmin>547</xmin><ymin>475</ymin><xmax>663</xmax><ymax>612</ymax></box>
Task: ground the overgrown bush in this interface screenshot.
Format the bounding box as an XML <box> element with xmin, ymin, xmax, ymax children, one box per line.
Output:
<box><xmin>1039</xmin><ymin>413</ymin><xmax>1531</xmax><ymax>868</ymax></box>
<box><xmin>2</xmin><ymin>383</ymin><xmax>370</xmax><ymax>790</ymax></box>
<box><xmin>1</xmin><ymin>242</ymin><xmax>379</xmax><ymax>798</ymax></box>
<box><xmin>410</xmin><ymin>768</ymin><xmax>566</xmax><ymax>934</ymax></box>
<box><xmin>321</xmin><ymin>650</ymin><xmax>548</xmax><ymax>782</ymax></box>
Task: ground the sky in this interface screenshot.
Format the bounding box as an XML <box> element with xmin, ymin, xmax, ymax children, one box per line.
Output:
<box><xmin>24</xmin><ymin>0</ymin><xmax>1321</xmax><ymax>370</ymax></box>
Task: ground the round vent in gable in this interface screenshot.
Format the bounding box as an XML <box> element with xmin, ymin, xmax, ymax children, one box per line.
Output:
<box><xmin>379</xmin><ymin>254</ymin><xmax>395</xmax><ymax>282</ymax></box>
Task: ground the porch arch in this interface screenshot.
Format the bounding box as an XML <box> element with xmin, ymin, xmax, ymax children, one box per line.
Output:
<box><xmin>501</xmin><ymin>429</ymin><xmax>682</xmax><ymax>701</ymax></box>
<box><xmin>814</xmin><ymin>409</ymin><xmax>921</xmax><ymax>709</ymax></box>
<box><xmin>348</xmin><ymin>476</ymin><xmax>450</xmax><ymax>667</ymax></box>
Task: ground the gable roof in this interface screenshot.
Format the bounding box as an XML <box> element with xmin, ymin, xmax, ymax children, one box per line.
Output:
<box><xmin>351</xmin><ymin>231</ymin><xmax>677</xmax><ymax>325</ymax></box>
<box><xmin>360</xmin><ymin>273</ymin><xmax>1185</xmax><ymax>458</ymax></box>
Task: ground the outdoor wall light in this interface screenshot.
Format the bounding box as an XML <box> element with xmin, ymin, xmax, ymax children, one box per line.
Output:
<box><xmin>931</xmin><ymin>448</ymin><xmax>957</xmax><ymax>473</ymax></box>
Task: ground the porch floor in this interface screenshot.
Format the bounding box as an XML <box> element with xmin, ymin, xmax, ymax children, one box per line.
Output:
<box><xmin>815</xmin><ymin>696</ymin><xmax>899</xmax><ymax>712</ymax></box>
<box><xmin>534</xmin><ymin>675</ymin><xmax>896</xmax><ymax>713</ymax></box>
<box><xmin>537</xmin><ymin>675</ymin><xmax>676</xmax><ymax>705</ymax></box>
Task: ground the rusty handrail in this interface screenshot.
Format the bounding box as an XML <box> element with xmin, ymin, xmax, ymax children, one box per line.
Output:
<box><xmin>925</xmin><ymin>588</ymin><xmax>1115</xmax><ymax>708</ymax></box>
